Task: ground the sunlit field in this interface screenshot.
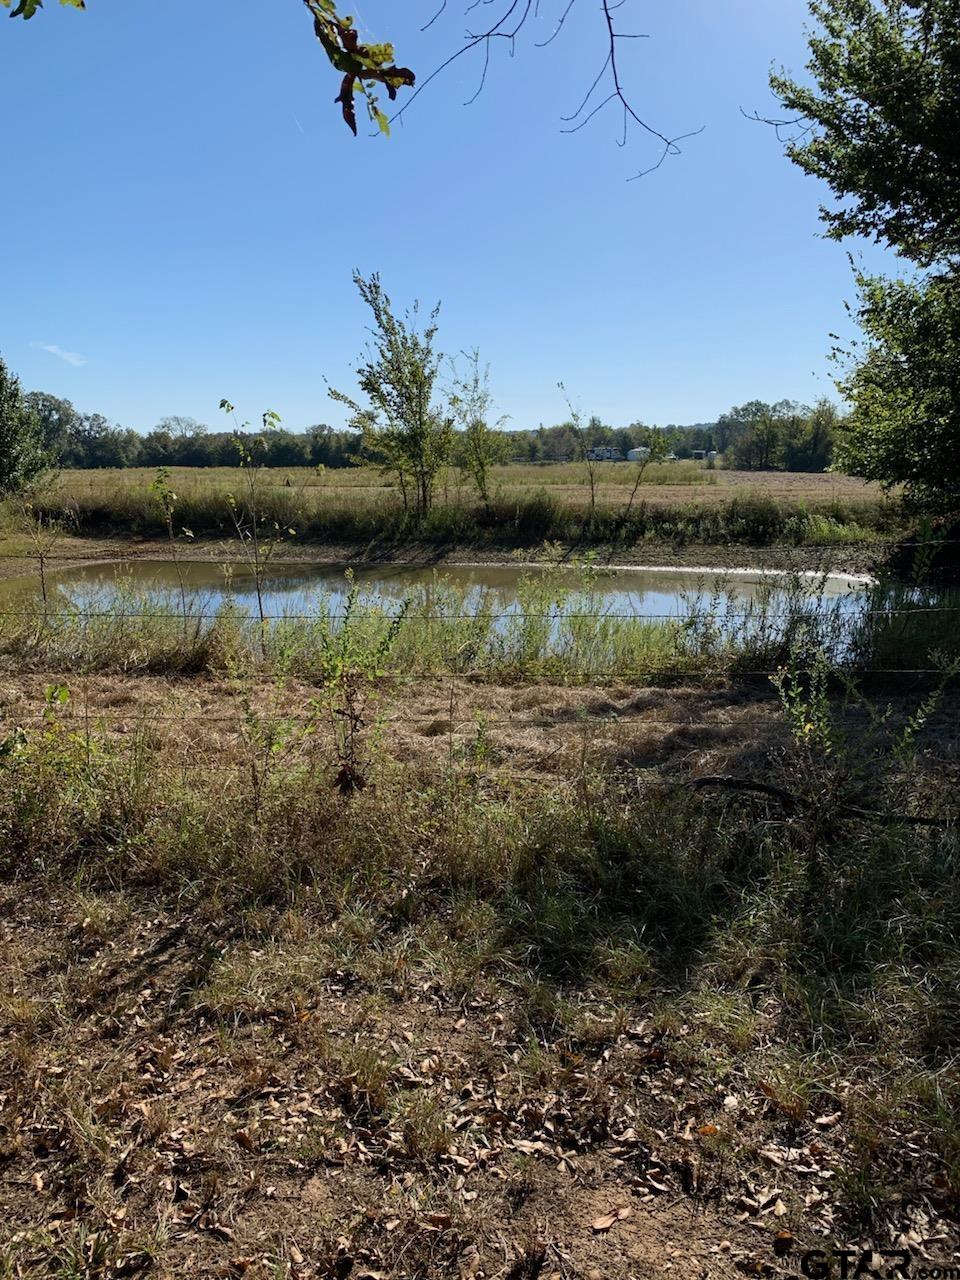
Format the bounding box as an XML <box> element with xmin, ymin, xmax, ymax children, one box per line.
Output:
<box><xmin>21</xmin><ymin>464</ymin><xmax>898</xmax><ymax>554</ymax></box>
<box><xmin>51</xmin><ymin>461</ymin><xmax>885</xmax><ymax>507</ymax></box>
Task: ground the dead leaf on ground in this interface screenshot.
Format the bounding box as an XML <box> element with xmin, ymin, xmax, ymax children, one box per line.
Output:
<box><xmin>773</xmin><ymin>1231</ymin><xmax>794</xmax><ymax>1257</ymax></box>
<box><xmin>590</xmin><ymin>1206</ymin><xmax>632</xmax><ymax>1233</ymax></box>
<box><xmin>814</xmin><ymin>1112</ymin><xmax>841</xmax><ymax>1129</ymax></box>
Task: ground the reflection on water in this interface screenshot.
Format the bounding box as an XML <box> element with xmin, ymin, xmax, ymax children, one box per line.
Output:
<box><xmin>0</xmin><ymin>558</ymin><xmax>874</xmax><ymax>623</ymax></box>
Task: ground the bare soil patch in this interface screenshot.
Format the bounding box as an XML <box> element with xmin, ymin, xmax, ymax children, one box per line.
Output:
<box><xmin>0</xmin><ymin>533</ymin><xmax>885</xmax><ymax>584</ymax></box>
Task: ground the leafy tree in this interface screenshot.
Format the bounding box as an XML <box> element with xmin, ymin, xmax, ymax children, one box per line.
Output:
<box><xmin>23</xmin><ymin>390</ymin><xmax>79</xmax><ymax>458</ymax></box>
<box><xmin>544</xmin><ymin>424</ymin><xmax>577</xmax><ymax>463</ymax></box>
<box><xmin>0</xmin><ymin>354</ymin><xmax>47</xmax><ymax>493</ymax></box>
<box><xmin>157</xmin><ymin>415</ymin><xmax>206</xmax><ymax>439</ymax></box>
<box><xmin>773</xmin><ymin>1</ymin><xmax>959</xmax><ymax>512</ymax></box>
<box><xmin>262</xmin><ymin>428</ymin><xmax>310</xmax><ymax>467</ymax></box>
<box><xmin>306</xmin><ymin>423</ymin><xmax>361</xmax><ymax>468</ymax></box>
<box><xmin>781</xmin><ymin>398</ymin><xmax>838</xmax><ymax>473</ymax></box>
<box><xmin>772</xmin><ymin>0</ymin><xmax>960</xmax><ymax>267</ymax></box>
<box><xmin>62</xmin><ymin>412</ymin><xmax>141</xmax><ymax>468</ymax></box>
<box><xmin>139</xmin><ymin>425</ymin><xmax>177</xmax><ymax>468</ymax></box>
<box><xmin>174</xmin><ymin>434</ymin><xmax>218</xmax><ymax>468</ymax></box>
<box><xmin>730</xmin><ymin>406</ymin><xmax>783</xmax><ymax>471</ymax></box>
<box><xmin>720</xmin><ymin>400</ymin><xmax>787</xmax><ymax>470</ymax></box>
<box><xmin>330</xmin><ymin>272</ymin><xmax>453</xmax><ymax>520</ymax></box>
<box><xmin>150</xmin><ymin>417</ymin><xmax>208</xmax><ymax>466</ymax></box>
<box><xmin>717</xmin><ymin>398</ymin><xmax>836</xmax><ymax>472</ymax></box>
<box><xmin>834</xmin><ymin>271</ymin><xmax>960</xmax><ymax>512</ymax></box>
<box><xmin>715</xmin><ymin>403</ymin><xmax>765</xmax><ymax>456</ymax></box>
<box><xmin>449</xmin><ymin>351</ymin><xmax>508</xmax><ymax>510</ymax></box>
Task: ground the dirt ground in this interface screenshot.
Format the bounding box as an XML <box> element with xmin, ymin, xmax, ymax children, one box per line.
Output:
<box><xmin>0</xmin><ymin>533</ymin><xmax>886</xmax><ymax>587</ymax></box>
<box><xmin>2</xmin><ymin>676</ymin><xmax>957</xmax><ymax>1278</ymax></box>
<box><xmin>0</xmin><ymin>883</ymin><xmax>780</xmax><ymax>1280</ymax></box>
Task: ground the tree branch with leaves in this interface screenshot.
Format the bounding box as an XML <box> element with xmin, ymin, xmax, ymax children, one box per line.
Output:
<box><xmin>3</xmin><ymin>0</ymin><xmax>698</xmax><ymax>170</ymax></box>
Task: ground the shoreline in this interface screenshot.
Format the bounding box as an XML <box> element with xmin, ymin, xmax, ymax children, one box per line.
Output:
<box><xmin>0</xmin><ymin>533</ymin><xmax>887</xmax><ymax>583</ymax></box>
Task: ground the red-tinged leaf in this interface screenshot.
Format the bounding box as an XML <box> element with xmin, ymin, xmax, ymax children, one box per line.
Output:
<box><xmin>336</xmin><ymin>72</ymin><xmax>358</xmax><ymax>135</ymax></box>
<box><xmin>423</xmin><ymin>1212</ymin><xmax>452</xmax><ymax>1228</ymax></box>
<box><xmin>384</xmin><ymin>67</ymin><xmax>415</xmax><ymax>99</ymax></box>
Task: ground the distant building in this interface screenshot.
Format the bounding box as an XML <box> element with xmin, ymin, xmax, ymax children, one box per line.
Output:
<box><xmin>626</xmin><ymin>447</ymin><xmax>651</xmax><ymax>462</ymax></box>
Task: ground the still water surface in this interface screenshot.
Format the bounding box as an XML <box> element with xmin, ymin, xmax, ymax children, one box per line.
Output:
<box><xmin>1</xmin><ymin>558</ymin><xmax>875</xmax><ymax>622</ymax></box>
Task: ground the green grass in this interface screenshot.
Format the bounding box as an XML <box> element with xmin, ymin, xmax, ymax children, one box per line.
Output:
<box><xmin>1</xmin><ymin>612</ymin><xmax>959</xmax><ymax>1274</ymax></box>
<box><xmin>0</xmin><ymin>674</ymin><xmax>958</xmax><ymax>1232</ymax></box>
<box><xmin>1</xmin><ymin>569</ymin><xmax>950</xmax><ymax>679</ymax></box>
<box><xmin>19</xmin><ymin>466</ymin><xmax>901</xmax><ymax>550</ymax></box>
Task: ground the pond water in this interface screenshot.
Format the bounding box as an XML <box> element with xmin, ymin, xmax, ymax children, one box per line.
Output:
<box><xmin>1</xmin><ymin>557</ymin><xmax>874</xmax><ymax>622</ymax></box>
<box><xmin>4</xmin><ymin>558</ymin><xmax>954</xmax><ymax>673</ymax></box>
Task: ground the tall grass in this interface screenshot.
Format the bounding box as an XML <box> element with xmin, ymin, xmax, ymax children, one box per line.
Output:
<box><xmin>847</xmin><ymin>578</ymin><xmax>960</xmax><ymax>670</ymax></box>
<box><xmin>23</xmin><ymin>469</ymin><xmax>901</xmax><ymax>549</ymax></box>
<box><xmin>0</xmin><ymin>567</ymin><xmax>955</xmax><ymax>678</ymax></box>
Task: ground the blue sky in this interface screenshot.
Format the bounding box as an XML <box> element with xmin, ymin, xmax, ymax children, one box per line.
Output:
<box><xmin>0</xmin><ymin>0</ymin><xmax>892</xmax><ymax>433</ymax></box>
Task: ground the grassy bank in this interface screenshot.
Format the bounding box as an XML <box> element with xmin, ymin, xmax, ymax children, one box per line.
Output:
<box><xmin>22</xmin><ymin>466</ymin><xmax>902</xmax><ymax>552</ymax></box>
<box><xmin>0</xmin><ymin>669</ymin><xmax>958</xmax><ymax>1275</ymax></box>
<box><xmin>0</xmin><ymin>570</ymin><xmax>957</xmax><ymax>681</ymax></box>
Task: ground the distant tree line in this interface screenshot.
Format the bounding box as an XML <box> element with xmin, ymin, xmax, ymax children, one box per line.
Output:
<box><xmin>19</xmin><ymin>389</ymin><xmax>839</xmax><ymax>475</ymax></box>
<box><xmin>508</xmin><ymin>400</ymin><xmax>838</xmax><ymax>471</ymax></box>
<box><xmin>22</xmin><ymin>395</ymin><xmax>364</xmax><ymax>471</ymax></box>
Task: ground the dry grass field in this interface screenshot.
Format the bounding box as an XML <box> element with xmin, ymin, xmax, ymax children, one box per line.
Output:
<box><xmin>50</xmin><ymin>463</ymin><xmax>886</xmax><ymax>512</ymax></box>
<box><xmin>14</xmin><ymin>465</ymin><xmax>902</xmax><ymax>565</ymax></box>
